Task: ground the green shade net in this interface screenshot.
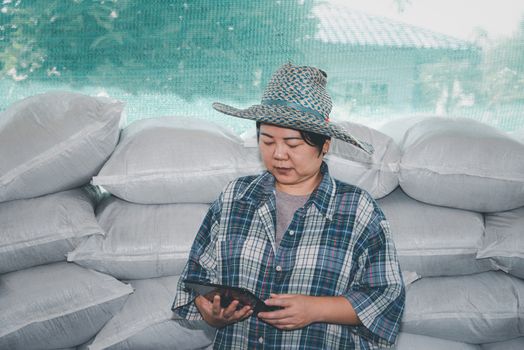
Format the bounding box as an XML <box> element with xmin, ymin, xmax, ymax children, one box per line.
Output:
<box><xmin>1</xmin><ymin>0</ymin><xmax>523</xmax><ymax>133</ymax></box>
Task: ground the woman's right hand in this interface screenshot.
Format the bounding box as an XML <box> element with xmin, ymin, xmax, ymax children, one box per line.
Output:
<box><xmin>194</xmin><ymin>295</ymin><xmax>253</xmax><ymax>328</ymax></box>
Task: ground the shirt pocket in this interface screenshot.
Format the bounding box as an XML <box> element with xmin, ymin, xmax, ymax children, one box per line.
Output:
<box><xmin>215</xmin><ymin>236</ymin><xmax>269</xmax><ymax>286</ymax></box>
<box><xmin>287</xmin><ymin>243</ymin><xmax>350</xmax><ymax>295</ymax></box>
<box><xmin>286</xmin><ymin>219</ymin><xmax>356</xmax><ymax>296</ymax></box>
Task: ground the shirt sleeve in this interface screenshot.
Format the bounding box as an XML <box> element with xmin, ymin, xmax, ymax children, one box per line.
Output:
<box><xmin>171</xmin><ymin>196</ymin><xmax>222</xmax><ymax>320</ymax></box>
<box><xmin>344</xmin><ymin>201</ymin><xmax>405</xmax><ymax>348</ymax></box>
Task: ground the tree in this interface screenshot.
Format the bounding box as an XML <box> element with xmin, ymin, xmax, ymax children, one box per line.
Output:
<box><xmin>416</xmin><ymin>56</ymin><xmax>481</xmax><ymax>114</ymax></box>
<box><xmin>0</xmin><ymin>0</ymin><xmax>317</xmax><ymax>100</ymax></box>
<box><xmin>480</xmin><ymin>16</ymin><xmax>524</xmax><ymax>107</ymax></box>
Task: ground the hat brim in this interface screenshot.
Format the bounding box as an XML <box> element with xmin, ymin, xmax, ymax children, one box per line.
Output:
<box><xmin>212</xmin><ymin>102</ymin><xmax>374</xmax><ymax>155</ymax></box>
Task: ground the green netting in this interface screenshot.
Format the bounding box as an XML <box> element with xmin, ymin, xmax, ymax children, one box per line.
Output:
<box><xmin>1</xmin><ymin>0</ymin><xmax>523</xmax><ymax>133</ymax></box>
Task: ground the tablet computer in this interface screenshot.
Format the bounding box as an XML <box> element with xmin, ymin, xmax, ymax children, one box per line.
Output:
<box><xmin>183</xmin><ymin>279</ymin><xmax>282</xmax><ymax>315</ymax></box>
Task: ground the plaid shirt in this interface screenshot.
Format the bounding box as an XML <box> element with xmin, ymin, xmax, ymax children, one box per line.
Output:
<box><xmin>172</xmin><ymin>163</ymin><xmax>404</xmax><ymax>349</ymax></box>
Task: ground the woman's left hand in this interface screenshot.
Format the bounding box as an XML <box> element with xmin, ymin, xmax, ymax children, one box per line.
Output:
<box><xmin>257</xmin><ymin>293</ymin><xmax>318</xmax><ymax>330</ymax></box>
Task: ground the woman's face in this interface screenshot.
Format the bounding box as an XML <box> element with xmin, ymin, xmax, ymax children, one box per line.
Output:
<box><xmin>258</xmin><ymin>124</ymin><xmax>330</xmax><ymax>195</ymax></box>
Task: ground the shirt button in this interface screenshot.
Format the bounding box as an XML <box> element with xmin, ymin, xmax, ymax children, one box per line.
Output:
<box><xmin>289</xmin><ymin>230</ymin><xmax>295</xmax><ymax>236</ymax></box>
<box><xmin>276</xmin><ymin>265</ymin><xmax>282</xmax><ymax>272</ymax></box>
<box><xmin>258</xmin><ymin>337</ymin><xmax>264</xmax><ymax>344</ymax></box>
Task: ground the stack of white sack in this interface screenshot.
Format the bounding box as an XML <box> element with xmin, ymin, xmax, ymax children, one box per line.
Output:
<box><xmin>375</xmin><ymin>116</ymin><xmax>524</xmax><ymax>348</ymax></box>
<box><xmin>80</xmin><ymin>114</ymin><xmax>524</xmax><ymax>348</ymax></box>
<box><xmin>0</xmin><ymin>92</ymin><xmax>135</xmax><ymax>349</ymax></box>
<box><xmin>4</xmin><ymin>92</ymin><xmax>524</xmax><ymax>350</ymax></box>
<box><xmin>73</xmin><ymin>117</ymin><xmax>268</xmax><ymax>349</ymax></box>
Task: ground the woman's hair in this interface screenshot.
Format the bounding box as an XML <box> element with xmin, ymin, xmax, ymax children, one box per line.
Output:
<box><xmin>256</xmin><ymin>121</ymin><xmax>330</xmax><ymax>156</ymax></box>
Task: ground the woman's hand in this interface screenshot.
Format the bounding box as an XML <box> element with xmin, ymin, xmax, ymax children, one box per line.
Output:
<box><xmin>257</xmin><ymin>293</ymin><xmax>318</xmax><ymax>330</ymax></box>
<box><xmin>258</xmin><ymin>294</ymin><xmax>361</xmax><ymax>329</ymax></box>
<box><xmin>194</xmin><ymin>295</ymin><xmax>253</xmax><ymax>328</ymax></box>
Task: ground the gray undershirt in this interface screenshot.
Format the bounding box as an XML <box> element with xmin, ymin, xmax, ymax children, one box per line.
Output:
<box><xmin>275</xmin><ymin>190</ymin><xmax>310</xmax><ymax>247</ymax></box>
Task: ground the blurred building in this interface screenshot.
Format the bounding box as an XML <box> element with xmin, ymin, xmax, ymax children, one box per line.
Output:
<box><xmin>310</xmin><ymin>3</ymin><xmax>479</xmax><ymax>111</ymax></box>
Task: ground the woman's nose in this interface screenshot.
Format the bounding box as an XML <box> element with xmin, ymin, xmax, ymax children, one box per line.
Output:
<box><xmin>273</xmin><ymin>144</ymin><xmax>287</xmax><ymax>160</ymax></box>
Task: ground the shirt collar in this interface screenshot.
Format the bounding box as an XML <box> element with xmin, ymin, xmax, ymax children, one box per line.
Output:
<box><xmin>236</xmin><ymin>162</ymin><xmax>337</xmax><ymax>221</ymax></box>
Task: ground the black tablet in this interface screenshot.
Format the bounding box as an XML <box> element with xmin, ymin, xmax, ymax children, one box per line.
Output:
<box><xmin>183</xmin><ymin>279</ymin><xmax>282</xmax><ymax>315</ymax></box>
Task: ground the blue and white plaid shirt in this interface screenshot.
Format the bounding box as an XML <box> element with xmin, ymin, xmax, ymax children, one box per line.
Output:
<box><xmin>173</xmin><ymin>163</ymin><xmax>405</xmax><ymax>349</ymax></box>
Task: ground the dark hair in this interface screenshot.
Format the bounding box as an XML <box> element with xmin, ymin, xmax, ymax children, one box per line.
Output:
<box><xmin>256</xmin><ymin>121</ymin><xmax>330</xmax><ymax>156</ymax></box>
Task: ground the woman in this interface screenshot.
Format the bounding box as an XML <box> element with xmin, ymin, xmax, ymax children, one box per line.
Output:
<box><xmin>172</xmin><ymin>63</ymin><xmax>405</xmax><ymax>349</ymax></box>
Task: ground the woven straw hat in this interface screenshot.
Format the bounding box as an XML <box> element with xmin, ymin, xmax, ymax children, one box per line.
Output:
<box><xmin>212</xmin><ymin>63</ymin><xmax>373</xmax><ymax>154</ymax></box>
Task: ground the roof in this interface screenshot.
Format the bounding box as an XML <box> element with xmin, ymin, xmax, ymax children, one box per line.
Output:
<box><xmin>312</xmin><ymin>3</ymin><xmax>474</xmax><ymax>50</ymax></box>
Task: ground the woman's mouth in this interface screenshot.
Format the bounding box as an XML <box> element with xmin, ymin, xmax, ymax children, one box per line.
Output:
<box><xmin>274</xmin><ymin>167</ymin><xmax>292</xmax><ymax>175</ymax></box>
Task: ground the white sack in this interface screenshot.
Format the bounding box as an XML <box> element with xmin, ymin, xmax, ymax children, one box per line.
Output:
<box><xmin>68</xmin><ymin>196</ymin><xmax>208</xmax><ymax>279</ymax></box>
<box><xmin>377</xmin><ymin>116</ymin><xmax>428</xmax><ymax>146</ymax></box>
<box><xmin>0</xmin><ymin>262</ymin><xmax>133</xmax><ymax>350</ymax></box>
<box><xmin>88</xmin><ymin>276</ymin><xmax>215</xmax><ymax>350</ymax></box>
<box><xmin>92</xmin><ymin>117</ymin><xmax>263</xmax><ymax>204</ymax></box>
<box><xmin>402</xmin><ymin>271</ymin><xmax>524</xmax><ymax>344</ymax></box>
<box><xmin>399</xmin><ymin>117</ymin><xmax>524</xmax><ymax>212</ymax></box>
<box><xmin>0</xmin><ymin>91</ymin><xmax>123</xmax><ymax>203</ymax></box>
<box><xmin>508</xmin><ymin>128</ymin><xmax>524</xmax><ymax>143</ymax></box>
<box><xmin>325</xmin><ymin>121</ymin><xmax>400</xmax><ymax>199</ymax></box>
<box><xmin>0</xmin><ymin>185</ymin><xmax>103</xmax><ymax>274</ymax></box>
<box><xmin>477</xmin><ymin>206</ymin><xmax>524</xmax><ymax>279</ymax></box>
<box><xmin>377</xmin><ymin>188</ymin><xmax>490</xmax><ymax>277</ymax></box>
<box><xmin>387</xmin><ymin>333</ymin><xmax>480</xmax><ymax>350</ymax></box>
<box><xmin>481</xmin><ymin>337</ymin><xmax>524</xmax><ymax>350</ymax></box>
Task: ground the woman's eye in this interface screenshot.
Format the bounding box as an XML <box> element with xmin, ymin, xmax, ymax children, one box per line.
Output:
<box><xmin>287</xmin><ymin>143</ymin><xmax>300</xmax><ymax>148</ymax></box>
<box><xmin>263</xmin><ymin>141</ymin><xmax>274</xmax><ymax>146</ymax></box>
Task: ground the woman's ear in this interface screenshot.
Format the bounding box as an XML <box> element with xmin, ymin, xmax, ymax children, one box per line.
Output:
<box><xmin>322</xmin><ymin>139</ymin><xmax>331</xmax><ymax>155</ymax></box>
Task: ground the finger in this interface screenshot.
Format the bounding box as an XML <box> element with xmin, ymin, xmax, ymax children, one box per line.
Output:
<box><xmin>235</xmin><ymin>306</ymin><xmax>254</xmax><ymax>321</ymax></box>
<box><xmin>264</xmin><ymin>297</ymin><xmax>289</xmax><ymax>308</ymax></box>
<box><xmin>276</xmin><ymin>323</ymin><xmax>297</xmax><ymax>331</ymax></box>
<box><xmin>270</xmin><ymin>293</ymin><xmax>293</xmax><ymax>299</ymax></box>
<box><xmin>222</xmin><ymin>300</ymin><xmax>240</xmax><ymax>319</ymax></box>
<box><xmin>195</xmin><ymin>295</ymin><xmax>210</xmax><ymax>308</ymax></box>
<box><xmin>222</xmin><ymin>305</ymin><xmax>252</xmax><ymax>324</ymax></box>
<box><xmin>194</xmin><ymin>296</ymin><xmax>213</xmax><ymax>317</ymax></box>
<box><xmin>197</xmin><ymin>295</ymin><xmax>215</xmax><ymax>311</ymax></box>
<box><xmin>257</xmin><ymin>309</ymin><xmax>288</xmax><ymax>320</ymax></box>
<box><xmin>211</xmin><ymin>295</ymin><xmax>222</xmax><ymax>316</ymax></box>
<box><xmin>267</xmin><ymin>317</ymin><xmax>295</xmax><ymax>328</ymax></box>
<box><xmin>261</xmin><ymin>317</ymin><xmax>295</xmax><ymax>330</ymax></box>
